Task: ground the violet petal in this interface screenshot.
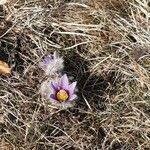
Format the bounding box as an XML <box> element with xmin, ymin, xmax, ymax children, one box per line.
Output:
<box><xmin>68</xmin><ymin>94</ymin><xmax>77</xmax><ymax>101</ymax></box>
<box><xmin>68</xmin><ymin>81</ymin><xmax>77</xmax><ymax>95</ymax></box>
<box><xmin>60</xmin><ymin>74</ymin><xmax>69</xmax><ymax>89</ymax></box>
<box><xmin>51</xmin><ymin>82</ymin><xmax>59</xmax><ymax>92</ymax></box>
<box><xmin>50</xmin><ymin>94</ymin><xmax>57</xmax><ymax>103</ymax></box>
<box><xmin>45</xmin><ymin>55</ymin><xmax>53</xmax><ymax>61</ymax></box>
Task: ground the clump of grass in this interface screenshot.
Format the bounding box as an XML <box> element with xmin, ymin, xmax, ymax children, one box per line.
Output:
<box><xmin>0</xmin><ymin>0</ymin><xmax>150</xmax><ymax>149</ymax></box>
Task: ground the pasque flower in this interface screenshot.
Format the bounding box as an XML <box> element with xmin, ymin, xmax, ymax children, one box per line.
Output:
<box><xmin>39</xmin><ymin>52</ymin><xmax>77</xmax><ymax>108</ymax></box>
<box><xmin>50</xmin><ymin>74</ymin><xmax>77</xmax><ymax>107</ymax></box>
<box><xmin>39</xmin><ymin>51</ymin><xmax>64</xmax><ymax>75</ymax></box>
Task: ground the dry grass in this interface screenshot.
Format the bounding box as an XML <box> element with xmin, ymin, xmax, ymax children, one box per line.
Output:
<box><xmin>0</xmin><ymin>0</ymin><xmax>150</xmax><ymax>149</ymax></box>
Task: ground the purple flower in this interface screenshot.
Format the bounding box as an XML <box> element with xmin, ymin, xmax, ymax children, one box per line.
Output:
<box><xmin>50</xmin><ymin>74</ymin><xmax>77</xmax><ymax>106</ymax></box>
<box><xmin>39</xmin><ymin>51</ymin><xmax>64</xmax><ymax>75</ymax></box>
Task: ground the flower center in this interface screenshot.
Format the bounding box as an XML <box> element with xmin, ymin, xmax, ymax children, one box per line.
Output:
<box><xmin>56</xmin><ymin>90</ymin><xmax>69</xmax><ymax>102</ymax></box>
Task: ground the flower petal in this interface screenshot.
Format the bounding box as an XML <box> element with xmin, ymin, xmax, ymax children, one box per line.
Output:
<box><xmin>51</xmin><ymin>82</ymin><xmax>59</xmax><ymax>92</ymax></box>
<box><xmin>39</xmin><ymin>55</ymin><xmax>53</xmax><ymax>69</ymax></box>
<box><xmin>50</xmin><ymin>94</ymin><xmax>55</xmax><ymax>99</ymax></box>
<box><xmin>68</xmin><ymin>81</ymin><xmax>77</xmax><ymax>95</ymax></box>
<box><xmin>68</xmin><ymin>94</ymin><xmax>77</xmax><ymax>101</ymax></box>
<box><xmin>50</xmin><ymin>94</ymin><xmax>57</xmax><ymax>103</ymax></box>
<box><xmin>45</xmin><ymin>54</ymin><xmax>53</xmax><ymax>60</ymax></box>
<box><xmin>60</xmin><ymin>74</ymin><xmax>69</xmax><ymax>89</ymax></box>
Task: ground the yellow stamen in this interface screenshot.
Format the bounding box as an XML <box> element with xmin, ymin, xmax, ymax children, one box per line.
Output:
<box><xmin>56</xmin><ymin>90</ymin><xmax>69</xmax><ymax>102</ymax></box>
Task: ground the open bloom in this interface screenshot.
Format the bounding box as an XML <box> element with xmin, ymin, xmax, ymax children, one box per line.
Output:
<box><xmin>50</xmin><ymin>74</ymin><xmax>77</xmax><ymax>107</ymax></box>
<box><xmin>39</xmin><ymin>51</ymin><xmax>64</xmax><ymax>75</ymax></box>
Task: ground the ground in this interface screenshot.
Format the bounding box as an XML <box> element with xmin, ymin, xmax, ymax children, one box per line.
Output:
<box><xmin>0</xmin><ymin>0</ymin><xmax>150</xmax><ymax>149</ymax></box>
